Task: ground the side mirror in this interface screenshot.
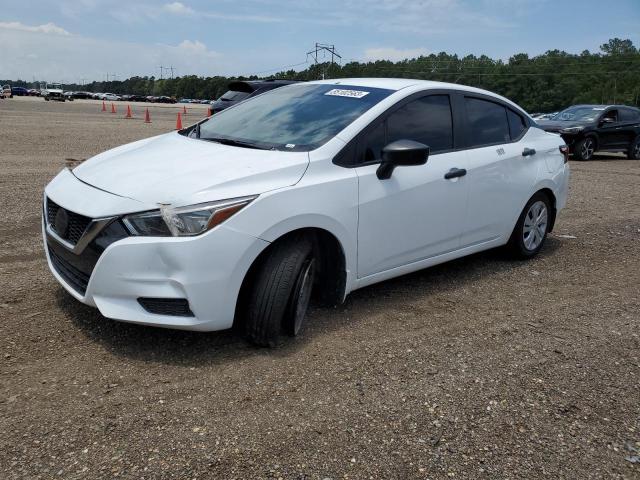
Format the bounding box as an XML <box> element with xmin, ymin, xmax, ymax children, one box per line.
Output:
<box><xmin>376</xmin><ymin>140</ymin><xmax>430</xmax><ymax>180</ymax></box>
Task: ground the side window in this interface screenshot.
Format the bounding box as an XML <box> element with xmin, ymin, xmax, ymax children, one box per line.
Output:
<box><xmin>465</xmin><ymin>97</ymin><xmax>510</xmax><ymax>147</ymax></box>
<box><xmin>619</xmin><ymin>108</ymin><xmax>639</xmax><ymax>122</ymax></box>
<box><xmin>602</xmin><ymin>109</ymin><xmax>618</xmax><ymax>122</ymax></box>
<box><xmin>361</xmin><ymin>121</ymin><xmax>386</xmax><ymax>163</ymax></box>
<box><xmin>387</xmin><ymin>95</ymin><xmax>453</xmax><ymax>153</ymax></box>
<box><xmin>507</xmin><ymin>109</ymin><xmax>527</xmax><ymax>140</ymax></box>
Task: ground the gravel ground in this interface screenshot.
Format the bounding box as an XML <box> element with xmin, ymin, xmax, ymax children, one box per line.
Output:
<box><xmin>0</xmin><ymin>96</ymin><xmax>639</xmax><ymax>479</ymax></box>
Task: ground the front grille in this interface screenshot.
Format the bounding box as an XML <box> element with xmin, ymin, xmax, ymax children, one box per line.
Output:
<box><xmin>48</xmin><ymin>246</ymin><xmax>90</xmax><ymax>294</ymax></box>
<box><xmin>46</xmin><ymin>219</ymin><xmax>129</xmax><ymax>296</ymax></box>
<box><xmin>46</xmin><ymin>198</ymin><xmax>92</xmax><ymax>245</ymax></box>
<box><xmin>138</xmin><ymin>298</ymin><xmax>194</xmax><ymax>317</ymax></box>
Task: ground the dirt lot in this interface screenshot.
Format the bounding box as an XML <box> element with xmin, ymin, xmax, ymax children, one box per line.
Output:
<box><xmin>0</xmin><ymin>96</ymin><xmax>639</xmax><ymax>479</ymax></box>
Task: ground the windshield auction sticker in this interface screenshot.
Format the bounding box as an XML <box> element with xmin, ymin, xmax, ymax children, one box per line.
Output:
<box><xmin>325</xmin><ymin>89</ymin><xmax>370</xmax><ymax>99</ymax></box>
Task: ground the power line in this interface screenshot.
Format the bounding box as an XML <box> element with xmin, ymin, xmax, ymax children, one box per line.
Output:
<box><xmin>307</xmin><ymin>43</ymin><xmax>342</xmax><ymax>80</ymax></box>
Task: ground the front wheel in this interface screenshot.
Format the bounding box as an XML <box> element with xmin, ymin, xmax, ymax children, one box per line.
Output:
<box><xmin>507</xmin><ymin>193</ymin><xmax>551</xmax><ymax>259</ymax></box>
<box><xmin>628</xmin><ymin>136</ymin><xmax>640</xmax><ymax>160</ymax></box>
<box><xmin>244</xmin><ymin>234</ymin><xmax>316</xmax><ymax>347</ymax></box>
<box><xmin>573</xmin><ymin>137</ymin><xmax>595</xmax><ymax>161</ymax></box>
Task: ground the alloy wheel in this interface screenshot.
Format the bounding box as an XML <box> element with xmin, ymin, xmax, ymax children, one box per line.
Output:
<box><xmin>581</xmin><ymin>138</ymin><xmax>595</xmax><ymax>159</ymax></box>
<box><xmin>522</xmin><ymin>201</ymin><xmax>548</xmax><ymax>251</ymax></box>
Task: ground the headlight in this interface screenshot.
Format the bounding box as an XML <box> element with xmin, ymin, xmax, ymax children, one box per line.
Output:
<box><xmin>123</xmin><ymin>195</ymin><xmax>257</xmax><ymax>237</ymax></box>
<box><xmin>560</xmin><ymin>126</ymin><xmax>584</xmax><ymax>134</ymax></box>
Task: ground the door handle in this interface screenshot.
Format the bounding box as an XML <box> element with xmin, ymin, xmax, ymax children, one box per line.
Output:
<box><xmin>444</xmin><ymin>168</ymin><xmax>467</xmax><ymax>180</ymax></box>
<box><xmin>522</xmin><ymin>148</ymin><xmax>536</xmax><ymax>157</ymax></box>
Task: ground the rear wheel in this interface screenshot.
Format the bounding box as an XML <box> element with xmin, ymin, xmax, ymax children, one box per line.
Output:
<box><xmin>573</xmin><ymin>137</ymin><xmax>595</xmax><ymax>161</ymax></box>
<box><xmin>628</xmin><ymin>136</ymin><xmax>640</xmax><ymax>160</ymax></box>
<box><xmin>244</xmin><ymin>234</ymin><xmax>316</xmax><ymax>347</ymax></box>
<box><xmin>507</xmin><ymin>193</ymin><xmax>551</xmax><ymax>259</ymax></box>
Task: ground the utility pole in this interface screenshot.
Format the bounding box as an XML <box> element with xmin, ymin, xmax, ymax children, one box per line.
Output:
<box><xmin>169</xmin><ymin>66</ymin><xmax>175</xmax><ymax>79</ymax></box>
<box><xmin>306</xmin><ymin>43</ymin><xmax>342</xmax><ymax>80</ymax></box>
<box><xmin>158</xmin><ymin>66</ymin><xmax>164</xmax><ymax>80</ymax></box>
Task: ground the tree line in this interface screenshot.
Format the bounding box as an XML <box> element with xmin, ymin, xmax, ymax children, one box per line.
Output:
<box><xmin>4</xmin><ymin>38</ymin><xmax>639</xmax><ymax>113</ymax></box>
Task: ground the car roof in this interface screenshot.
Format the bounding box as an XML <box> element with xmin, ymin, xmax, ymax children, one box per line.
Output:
<box><xmin>228</xmin><ymin>79</ymin><xmax>299</xmax><ymax>92</ymax></box>
<box><xmin>307</xmin><ymin>78</ymin><xmax>530</xmax><ymax>114</ymax></box>
<box><xmin>565</xmin><ymin>104</ymin><xmax>639</xmax><ymax>110</ymax></box>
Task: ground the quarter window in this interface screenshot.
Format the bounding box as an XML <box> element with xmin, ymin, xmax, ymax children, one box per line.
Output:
<box><xmin>507</xmin><ymin>109</ymin><xmax>527</xmax><ymax>140</ymax></box>
<box><xmin>465</xmin><ymin>97</ymin><xmax>511</xmax><ymax>147</ymax></box>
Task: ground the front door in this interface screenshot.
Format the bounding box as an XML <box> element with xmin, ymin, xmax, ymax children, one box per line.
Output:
<box><xmin>355</xmin><ymin>94</ymin><xmax>469</xmax><ymax>278</ymax></box>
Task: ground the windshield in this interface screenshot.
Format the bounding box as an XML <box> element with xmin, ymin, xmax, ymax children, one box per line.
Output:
<box><xmin>219</xmin><ymin>90</ymin><xmax>251</xmax><ymax>102</ymax></box>
<box><xmin>555</xmin><ymin>106</ymin><xmax>605</xmax><ymax>122</ymax></box>
<box><xmin>199</xmin><ymin>83</ymin><xmax>394</xmax><ymax>151</ymax></box>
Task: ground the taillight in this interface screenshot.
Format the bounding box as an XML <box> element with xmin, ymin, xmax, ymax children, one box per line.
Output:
<box><xmin>559</xmin><ymin>145</ymin><xmax>569</xmax><ymax>163</ymax></box>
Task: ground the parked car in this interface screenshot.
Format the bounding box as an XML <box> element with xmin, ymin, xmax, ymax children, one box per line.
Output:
<box><xmin>42</xmin><ymin>79</ymin><xmax>569</xmax><ymax>346</ymax></box>
<box><xmin>42</xmin><ymin>83</ymin><xmax>65</xmax><ymax>101</ymax></box>
<box><xmin>70</xmin><ymin>91</ymin><xmax>93</xmax><ymax>99</ymax></box>
<box><xmin>156</xmin><ymin>96</ymin><xmax>176</xmax><ymax>104</ymax></box>
<box><xmin>1</xmin><ymin>84</ymin><xmax>12</xmax><ymax>99</ymax></box>
<box><xmin>537</xmin><ymin>104</ymin><xmax>640</xmax><ymax>160</ymax></box>
<box><xmin>101</xmin><ymin>93</ymin><xmax>121</xmax><ymax>101</ymax></box>
<box><xmin>178</xmin><ymin>98</ymin><xmax>192</xmax><ymax>103</ymax></box>
<box><xmin>531</xmin><ymin>112</ymin><xmax>557</xmax><ymax>121</ymax></box>
<box><xmin>63</xmin><ymin>91</ymin><xmax>75</xmax><ymax>101</ymax></box>
<box><xmin>210</xmin><ymin>79</ymin><xmax>299</xmax><ymax>113</ymax></box>
<box><xmin>11</xmin><ymin>86</ymin><xmax>29</xmax><ymax>96</ymax></box>
<box><xmin>128</xmin><ymin>95</ymin><xmax>148</xmax><ymax>102</ymax></box>
<box><xmin>27</xmin><ymin>89</ymin><xmax>41</xmax><ymax>96</ymax></box>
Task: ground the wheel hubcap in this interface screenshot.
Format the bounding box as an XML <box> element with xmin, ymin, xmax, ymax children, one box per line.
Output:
<box><xmin>522</xmin><ymin>201</ymin><xmax>548</xmax><ymax>251</ymax></box>
<box><xmin>291</xmin><ymin>258</ymin><xmax>315</xmax><ymax>336</ymax></box>
<box><xmin>582</xmin><ymin>139</ymin><xmax>594</xmax><ymax>158</ymax></box>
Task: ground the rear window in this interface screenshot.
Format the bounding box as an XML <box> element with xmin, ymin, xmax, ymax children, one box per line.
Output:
<box><xmin>219</xmin><ymin>90</ymin><xmax>251</xmax><ymax>101</ymax></box>
<box><xmin>199</xmin><ymin>84</ymin><xmax>394</xmax><ymax>151</ymax></box>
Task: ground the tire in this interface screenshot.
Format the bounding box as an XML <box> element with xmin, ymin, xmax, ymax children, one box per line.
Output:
<box><xmin>628</xmin><ymin>136</ymin><xmax>640</xmax><ymax>160</ymax></box>
<box><xmin>573</xmin><ymin>137</ymin><xmax>595</xmax><ymax>161</ymax></box>
<box><xmin>507</xmin><ymin>192</ymin><xmax>552</xmax><ymax>259</ymax></box>
<box><xmin>244</xmin><ymin>234</ymin><xmax>316</xmax><ymax>347</ymax></box>
<box><xmin>45</xmin><ymin>97</ymin><xmax>49</xmax><ymax>101</ymax></box>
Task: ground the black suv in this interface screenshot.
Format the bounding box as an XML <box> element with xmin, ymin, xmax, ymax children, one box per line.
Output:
<box><xmin>210</xmin><ymin>79</ymin><xmax>298</xmax><ymax>113</ymax></box>
<box><xmin>537</xmin><ymin>105</ymin><xmax>640</xmax><ymax>160</ymax></box>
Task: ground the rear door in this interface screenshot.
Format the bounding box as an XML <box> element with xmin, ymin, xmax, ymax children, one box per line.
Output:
<box><xmin>597</xmin><ymin>108</ymin><xmax>621</xmax><ymax>149</ymax></box>
<box><xmin>616</xmin><ymin>108</ymin><xmax>640</xmax><ymax>149</ymax></box>
<box><xmin>459</xmin><ymin>95</ymin><xmax>539</xmax><ymax>247</ymax></box>
<box><xmin>355</xmin><ymin>92</ymin><xmax>469</xmax><ymax>277</ymax></box>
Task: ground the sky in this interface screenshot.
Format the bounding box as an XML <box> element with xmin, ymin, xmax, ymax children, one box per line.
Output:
<box><xmin>0</xmin><ymin>0</ymin><xmax>638</xmax><ymax>84</ymax></box>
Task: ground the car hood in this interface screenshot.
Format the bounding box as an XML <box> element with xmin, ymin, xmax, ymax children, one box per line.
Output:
<box><xmin>536</xmin><ymin>119</ymin><xmax>591</xmax><ymax>132</ymax></box>
<box><xmin>73</xmin><ymin>132</ymin><xmax>309</xmax><ymax>206</ymax></box>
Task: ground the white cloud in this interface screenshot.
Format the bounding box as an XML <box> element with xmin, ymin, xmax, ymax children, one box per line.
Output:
<box><xmin>0</xmin><ymin>21</ymin><xmax>71</xmax><ymax>36</ymax></box>
<box><xmin>0</xmin><ymin>25</ymin><xmax>226</xmax><ymax>82</ymax></box>
<box><xmin>364</xmin><ymin>47</ymin><xmax>430</xmax><ymax>62</ymax></box>
<box><xmin>163</xmin><ymin>2</ymin><xmax>194</xmax><ymax>15</ymax></box>
<box><xmin>175</xmin><ymin>40</ymin><xmax>217</xmax><ymax>57</ymax></box>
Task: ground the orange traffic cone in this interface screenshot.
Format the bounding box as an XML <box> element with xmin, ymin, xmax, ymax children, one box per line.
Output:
<box><xmin>125</xmin><ymin>105</ymin><xmax>132</xmax><ymax>118</ymax></box>
<box><xmin>207</xmin><ymin>107</ymin><xmax>212</xmax><ymax>117</ymax></box>
<box><xmin>101</xmin><ymin>100</ymin><xmax>106</xmax><ymax>112</ymax></box>
<box><xmin>176</xmin><ymin>112</ymin><xmax>183</xmax><ymax>130</ymax></box>
<box><xmin>144</xmin><ymin>108</ymin><xmax>151</xmax><ymax>123</ymax></box>
<box><xmin>111</xmin><ymin>103</ymin><xmax>116</xmax><ymax>114</ymax></box>
<box><xmin>183</xmin><ymin>105</ymin><xmax>187</xmax><ymax>115</ymax></box>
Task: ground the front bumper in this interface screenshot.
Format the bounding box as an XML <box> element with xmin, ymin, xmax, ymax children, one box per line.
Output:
<box><xmin>43</xmin><ymin>171</ymin><xmax>269</xmax><ymax>331</ymax></box>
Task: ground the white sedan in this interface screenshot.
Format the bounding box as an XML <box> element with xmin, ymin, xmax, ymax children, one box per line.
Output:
<box><xmin>43</xmin><ymin>79</ymin><xmax>569</xmax><ymax>346</ymax></box>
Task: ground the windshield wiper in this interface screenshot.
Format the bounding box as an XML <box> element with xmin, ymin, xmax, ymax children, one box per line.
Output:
<box><xmin>200</xmin><ymin>136</ymin><xmax>271</xmax><ymax>150</ymax></box>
